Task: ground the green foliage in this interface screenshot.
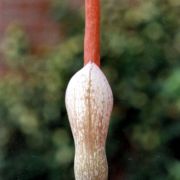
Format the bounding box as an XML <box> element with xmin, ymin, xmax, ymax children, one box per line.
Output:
<box><xmin>0</xmin><ymin>0</ymin><xmax>180</xmax><ymax>179</ymax></box>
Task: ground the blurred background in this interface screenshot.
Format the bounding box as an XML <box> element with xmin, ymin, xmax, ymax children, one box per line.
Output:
<box><xmin>0</xmin><ymin>0</ymin><xmax>180</xmax><ymax>179</ymax></box>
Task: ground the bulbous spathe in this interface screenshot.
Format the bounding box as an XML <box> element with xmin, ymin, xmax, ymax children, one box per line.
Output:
<box><xmin>65</xmin><ymin>62</ymin><xmax>113</xmax><ymax>180</ymax></box>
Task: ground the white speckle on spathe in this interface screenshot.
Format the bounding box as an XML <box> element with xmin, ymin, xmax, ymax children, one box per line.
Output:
<box><xmin>95</xmin><ymin>170</ymin><xmax>98</xmax><ymax>176</ymax></box>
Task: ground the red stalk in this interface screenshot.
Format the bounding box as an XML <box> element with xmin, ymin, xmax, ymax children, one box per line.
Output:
<box><xmin>84</xmin><ymin>0</ymin><xmax>100</xmax><ymax>66</ymax></box>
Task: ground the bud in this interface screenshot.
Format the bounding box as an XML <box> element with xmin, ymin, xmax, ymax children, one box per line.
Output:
<box><xmin>65</xmin><ymin>62</ymin><xmax>113</xmax><ymax>180</ymax></box>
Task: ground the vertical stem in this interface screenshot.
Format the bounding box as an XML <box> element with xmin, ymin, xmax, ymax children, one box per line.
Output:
<box><xmin>84</xmin><ymin>0</ymin><xmax>100</xmax><ymax>67</ymax></box>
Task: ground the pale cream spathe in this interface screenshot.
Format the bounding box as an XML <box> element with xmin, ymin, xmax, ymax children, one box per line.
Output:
<box><xmin>65</xmin><ymin>62</ymin><xmax>113</xmax><ymax>180</ymax></box>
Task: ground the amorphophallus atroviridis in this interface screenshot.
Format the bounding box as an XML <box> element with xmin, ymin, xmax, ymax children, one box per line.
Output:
<box><xmin>65</xmin><ymin>0</ymin><xmax>113</xmax><ymax>179</ymax></box>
